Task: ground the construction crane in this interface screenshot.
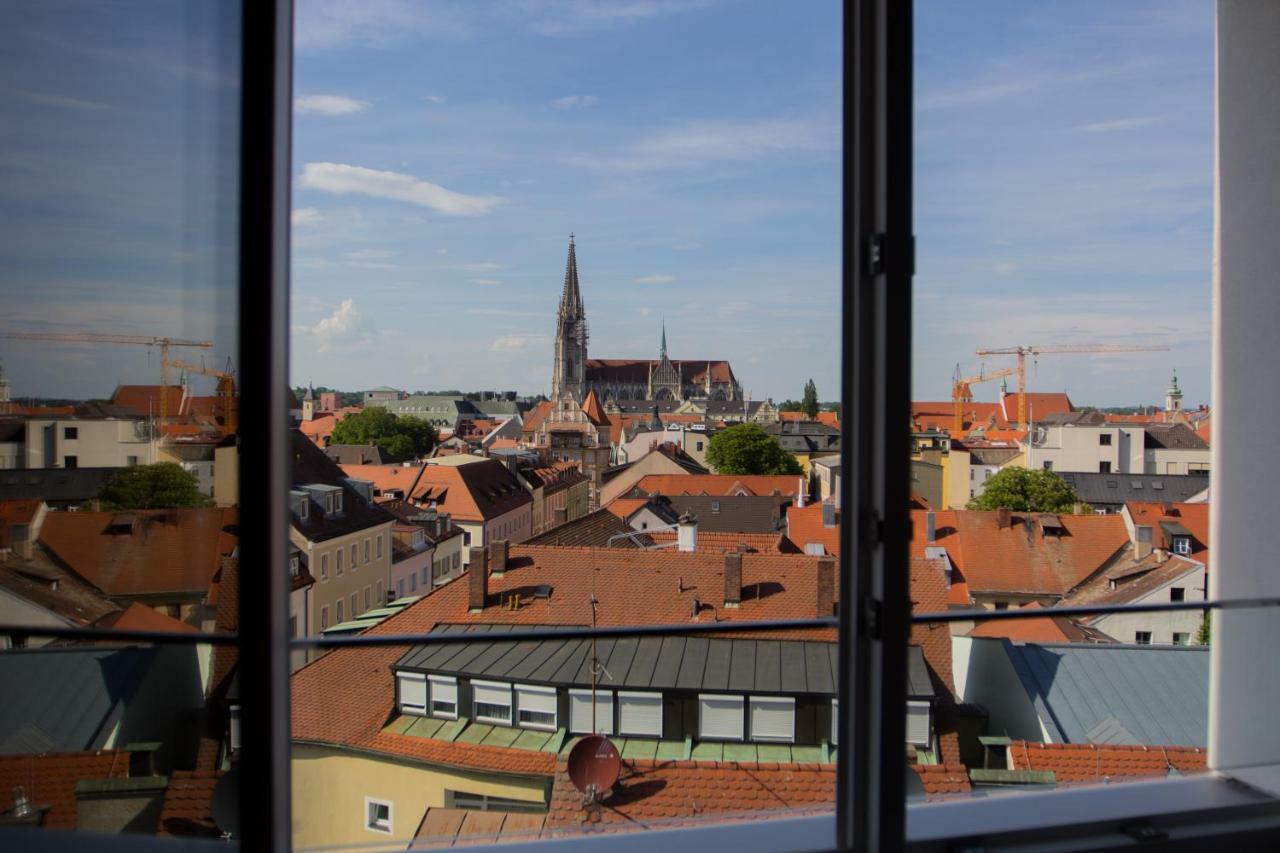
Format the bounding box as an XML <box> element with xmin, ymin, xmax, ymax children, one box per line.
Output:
<box><xmin>0</xmin><ymin>331</ymin><xmax>212</xmax><ymax>423</ymax></box>
<box><xmin>164</xmin><ymin>356</ymin><xmax>238</xmax><ymax>431</ymax></box>
<box><xmin>952</xmin><ymin>365</ymin><xmax>1018</xmax><ymax>434</ymax></box>
<box><xmin>975</xmin><ymin>344</ymin><xmax>1170</xmax><ymax>430</ymax></box>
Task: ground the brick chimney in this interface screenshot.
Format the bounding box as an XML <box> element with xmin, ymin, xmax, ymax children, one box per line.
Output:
<box><xmin>1135</xmin><ymin>525</ymin><xmax>1153</xmax><ymax>561</ymax></box>
<box><xmin>724</xmin><ymin>552</ymin><xmax>742</xmax><ymax>609</ymax></box>
<box><xmin>468</xmin><ymin>546</ymin><xmax>488</xmax><ymax>612</ymax></box>
<box><xmin>490</xmin><ymin>539</ymin><xmax>509</xmax><ymax>577</ymax></box>
<box><xmin>816</xmin><ymin>556</ymin><xmax>835</xmax><ymax>618</ymax></box>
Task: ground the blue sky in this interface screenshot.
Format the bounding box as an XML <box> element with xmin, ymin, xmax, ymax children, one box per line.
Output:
<box><xmin>0</xmin><ymin>1</ymin><xmax>1213</xmax><ymax>409</ymax></box>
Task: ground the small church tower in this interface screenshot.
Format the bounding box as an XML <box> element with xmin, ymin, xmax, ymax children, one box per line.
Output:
<box><xmin>302</xmin><ymin>383</ymin><xmax>316</xmax><ymax>422</ymax></box>
<box><xmin>1165</xmin><ymin>368</ymin><xmax>1183</xmax><ymax>414</ymax></box>
<box><xmin>551</xmin><ymin>235</ymin><xmax>589</xmax><ymax>402</ymax></box>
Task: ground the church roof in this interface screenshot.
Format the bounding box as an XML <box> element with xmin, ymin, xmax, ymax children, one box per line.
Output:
<box><xmin>585</xmin><ymin>359</ymin><xmax>737</xmax><ymax>386</ymax></box>
<box><xmin>580</xmin><ymin>390</ymin><xmax>607</xmax><ymax>425</ymax></box>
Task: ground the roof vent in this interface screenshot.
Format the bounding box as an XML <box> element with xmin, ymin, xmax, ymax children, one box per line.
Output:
<box><xmin>534</xmin><ymin>584</ymin><xmax>552</xmax><ymax>600</ymax></box>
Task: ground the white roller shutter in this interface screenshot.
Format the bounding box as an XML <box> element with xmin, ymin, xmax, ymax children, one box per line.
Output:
<box><xmin>831</xmin><ymin>699</ymin><xmax>839</xmax><ymax>746</ymax></box>
<box><xmin>397</xmin><ymin>672</ymin><xmax>426</xmax><ymax>715</ymax></box>
<box><xmin>906</xmin><ymin>700</ymin><xmax>931</xmax><ymax>746</ymax></box>
<box><xmin>699</xmin><ymin>694</ymin><xmax>745</xmax><ymax>741</ymax></box>
<box><xmin>429</xmin><ymin>675</ymin><xmax>458</xmax><ymax>718</ymax></box>
<box><xmin>472</xmin><ymin>680</ymin><xmax>512</xmax><ymax>723</ymax></box>
<box><xmin>516</xmin><ymin>684</ymin><xmax>558</xmax><ymax>730</ymax></box>
<box><xmin>618</xmin><ymin>692</ymin><xmax>663</xmax><ymax>737</ymax></box>
<box><xmin>749</xmin><ymin>696</ymin><xmax>795</xmax><ymax>743</ymax></box>
<box><xmin>569</xmin><ymin>689</ymin><xmax>615</xmax><ymax>735</ymax></box>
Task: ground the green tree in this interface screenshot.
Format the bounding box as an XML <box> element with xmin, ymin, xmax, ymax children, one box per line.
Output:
<box><xmin>801</xmin><ymin>379</ymin><xmax>819</xmax><ymax>419</ymax></box>
<box><xmin>98</xmin><ymin>463</ymin><xmax>213</xmax><ymax>510</ymax></box>
<box><xmin>966</xmin><ymin>467</ymin><xmax>1088</xmax><ymax>513</ymax></box>
<box><xmin>706</xmin><ymin>423</ymin><xmax>804</xmax><ymax>475</ymax></box>
<box><xmin>329</xmin><ymin>406</ymin><xmax>438</xmax><ymax>460</ymax></box>
<box><xmin>1196</xmin><ymin>612</ymin><xmax>1211</xmax><ymax>645</ymax></box>
<box><xmin>777</xmin><ymin>399</ymin><xmax>804</xmax><ymax>413</ymax></box>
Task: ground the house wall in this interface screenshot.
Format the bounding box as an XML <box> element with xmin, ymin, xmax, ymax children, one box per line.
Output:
<box><xmin>0</xmin><ymin>439</ymin><xmax>20</xmax><ymax>469</ymax></box>
<box><xmin>1029</xmin><ymin>426</ymin><xmax>1141</xmax><ymax>474</ymax></box>
<box><xmin>291</xmin><ymin>744</ymin><xmax>548</xmax><ymax>849</ymax></box>
<box><xmin>289</xmin><ymin>583</ymin><xmax>311</xmax><ymax>672</ymax></box>
<box><xmin>22</xmin><ymin>419</ymin><xmax>150</xmax><ymax>469</ymax></box>
<box><xmin>430</xmin><ymin>534</ymin><xmax>465</xmax><ymax>587</ymax></box>
<box><xmin>952</xmin><ymin>637</ymin><xmax>1053</xmax><ymax>743</ymax></box>
<box><xmin>390</xmin><ymin>544</ymin><xmax>434</xmax><ymax>600</ymax></box>
<box><xmin>598</xmin><ymin>451</ymin><xmax>698</xmax><ymax>506</ymax></box>
<box><xmin>292</xmin><ymin>521</ymin><xmax>394</xmax><ymax>632</ymax></box>
<box><xmin>1143</xmin><ymin>447</ymin><xmax>1212</xmax><ymax>475</ymax></box>
<box><xmin>910</xmin><ymin>459</ymin><xmax>943</xmax><ymax>509</ymax></box>
<box><xmin>1092</xmin><ymin>563</ymin><xmax>1207</xmax><ymax>645</ymax></box>
<box><xmin>213</xmin><ymin>443</ymin><xmax>238</xmax><ymax>506</ymax></box>
<box><xmin>0</xmin><ymin>586</ymin><xmax>70</xmax><ymax>648</ymax></box>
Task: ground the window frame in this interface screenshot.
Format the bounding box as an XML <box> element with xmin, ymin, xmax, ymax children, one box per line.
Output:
<box><xmin>617</xmin><ymin>690</ymin><xmax>664</xmax><ymax>738</ymax></box>
<box><xmin>749</xmin><ymin>695</ymin><xmax>796</xmax><ymax>743</ymax></box>
<box><xmin>699</xmin><ymin>693</ymin><xmax>746</xmax><ymax>741</ymax></box>
<box><xmin>471</xmin><ymin>679</ymin><xmax>514</xmax><ymax>725</ymax></box>
<box><xmin>515</xmin><ymin>683</ymin><xmax>559</xmax><ymax>731</ymax></box>
<box><xmin>569</xmin><ymin>688</ymin><xmax>615</xmax><ymax>735</ymax></box>
<box><xmin>364</xmin><ymin>796</ymin><xmax>392</xmax><ymax>835</ymax></box>
<box><xmin>429</xmin><ymin>674</ymin><xmax>459</xmax><ymax>719</ymax></box>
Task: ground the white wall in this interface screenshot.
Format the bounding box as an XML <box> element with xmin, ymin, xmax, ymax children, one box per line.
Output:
<box><xmin>1212</xmin><ymin>0</ymin><xmax>1280</xmax><ymax>773</ymax></box>
<box><xmin>952</xmin><ymin>636</ymin><xmax>1051</xmax><ymax>743</ymax></box>
<box><xmin>1092</xmin><ymin>563</ymin><xmax>1207</xmax><ymax>645</ymax></box>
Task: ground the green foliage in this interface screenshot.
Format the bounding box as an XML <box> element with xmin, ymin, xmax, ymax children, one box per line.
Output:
<box><xmin>706</xmin><ymin>423</ymin><xmax>804</xmax><ymax>475</ymax></box>
<box><xmin>98</xmin><ymin>463</ymin><xmax>213</xmax><ymax>510</ymax></box>
<box><xmin>777</xmin><ymin>400</ymin><xmax>804</xmax><ymax>413</ymax></box>
<box><xmin>329</xmin><ymin>406</ymin><xmax>438</xmax><ymax>460</ymax></box>
<box><xmin>801</xmin><ymin>379</ymin><xmax>819</xmax><ymax>419</ymax></box>
<box><xmin>1196</xmin><ymin>612</ymin><xmax>1211</xmax><ymax>645</ymax></box>
<box><xmin>966</xmin><ymin>467</ymin><xmax>1088</xmax><ymax>513</ymax></box>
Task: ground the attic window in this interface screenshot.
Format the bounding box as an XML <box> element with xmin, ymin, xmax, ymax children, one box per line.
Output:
<box><xmin>1173</xmin><ymin>536</ymin><xmax>1192</xmax><ymax>556</ymax></box>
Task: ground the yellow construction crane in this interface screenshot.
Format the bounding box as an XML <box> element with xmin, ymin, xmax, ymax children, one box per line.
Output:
<box><xmin>952</xmin><ymin>365</ymin><xmax>1018</xmax><ymax>434</ymax></box>
<box><xmin>975</xmin><ymin>344</ymin><xmax>1170</xmax><ymax>430</ymax></box>
<box><xmin>164</xmin><ymin>357</ymin><xmax>238</xmax><ymax>431</ymax></box>
<box><xmin>0</xmin><ymin>331</ymin><xmax>212</xmax><ymax>423</ymax></box>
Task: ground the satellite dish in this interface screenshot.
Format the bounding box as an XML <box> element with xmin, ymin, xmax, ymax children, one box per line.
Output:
<box><xmin>210</xmin><ymin>767</ymin><xmax>240</xmax><ymax>839</ymax></box>
<box><xmin>567</xmin><ymin>735</ymin><xmax>621</xmax><ymax>801</ymax></box>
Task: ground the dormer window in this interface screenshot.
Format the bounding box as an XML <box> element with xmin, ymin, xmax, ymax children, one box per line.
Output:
<box><xmin>1173</xmin><ymin>536</ymin><xmax>1192</xmax><ymax>556</ymax></box>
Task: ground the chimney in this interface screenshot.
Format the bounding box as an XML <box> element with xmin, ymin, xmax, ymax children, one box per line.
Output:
<box><xmin>677</xmin><ymin>513</ymin><xmax>698</xmax><ymax>552</ymax></box>
<box><xmin>816</xmin><ymin>556</ymin><xmax>835</xmax><ymax>618</ymax></box>
<box><xmin>490</xmin><ymin>539</ymin><xmax>509</xmax><ymax>576</ymax></box>
<box><xmin>1135</xmin><ymin>525</ymin><xmax>1153</xmax><ymax>561</ymax></box>
<box><xmin>723</xmin><ymin>552</ymin><xmax>742</xmax><ymax>608</ymax></box>
<box><xmin>996</xmin><ymin>507</ymin><xmax>1012</xmax><ymax>529</ymax></box>
<box><xmin>822</xmin><ymin>501</ymin><xmax>836</xmax><ymax>528</ymax></box>
<box><xmin>468</xmin><ymin>546</ymin><xmax>488</xmax><ymax>612</ymax></box>
<box><xmin>796</xmin><ymin>477</ymin><xmax>807</xmax><ymax>508</ymax></box>
<box><xmin>926</xmin><ymin>511</ymin><xmax>936</xmax><ymax>544</ymax></box>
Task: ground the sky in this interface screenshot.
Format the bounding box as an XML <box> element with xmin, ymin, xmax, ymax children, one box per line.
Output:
<box><xmin>0</xmin><ymin>1</ymin><xmax>1214</xmax><ymax>409</ymax></box>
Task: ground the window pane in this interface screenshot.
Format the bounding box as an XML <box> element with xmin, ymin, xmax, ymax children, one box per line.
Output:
<box><xmin>288</xmin><ymin>0</ymin><xmax>843</xmax><ymax>846</ymax></box>
<box><xmin>911</xmin><ymin>0</ymin><xmax>1214</xmax><ymax>804</ymax></box>
<box><xmin>0</xmin><ymin>0</ymin><xmax>244</xmax><ymax>843</ymax></box>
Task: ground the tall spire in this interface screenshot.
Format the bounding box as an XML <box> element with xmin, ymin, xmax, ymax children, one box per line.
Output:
<box><xmin>660</xmin><ymin>320</ymin><xmax>668</xmax><ymax>359</ymax></box>
<box><xmin>561</xmin><ymin>233</ymin><xmax>582</xmax><ymax>314</ymax></box>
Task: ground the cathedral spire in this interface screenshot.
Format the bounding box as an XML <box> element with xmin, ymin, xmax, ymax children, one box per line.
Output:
<box><xmin>561</xmin><ymin>233</ymin><xmax>583</xmax><ymax>315</ymax></box>
<box><xmin>660</xmin><ymin>320</ymin><xmax>668</xmax><ymax>359</ymax></box>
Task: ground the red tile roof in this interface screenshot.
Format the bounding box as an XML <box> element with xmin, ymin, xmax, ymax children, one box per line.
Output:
<box><xmin>39</xmin><ymin>507</ymin><xmax>238</xmax><ymax>598</ymax></box>
<box><xmin>93</xmin><ymin>601</ymin><xmax>196</xmax><ymax>634</ymax></box>
<box><xmin>647</xmin><ymin>530</ymin><xmax>787</xmax><ymax>554</ymax></box>
<box><xmin>412</xmin><ymin>461</ymin><xmax>532</xmax><ymax>522</ymax></box>
<box><xmin>912</xmin><ymin>763</ymin><xmax>972</xmax><ymax>795</ymax></box>
<box><xmin>1125</xmin><ymin>502</ymin><xmax>1210</xmax><ymax>563</ymax></box>
<box><xmin>581</xmin><ymin>390</ymin><xmax>607</xmax><ymax>426</ymax></box>
<box><xmin>784</xmin><ymin>501</ymin><xmax>840</xmax><ymax>556</ymax></box>
<box><xmin>911</xmin><ymin>509</ymin><xmax>1128</xmax><ymax>597</ymax></box>
<box><xmin>157</xmin><ymin>769</ymin><xmax>223</xmax><ymax>837</ymax></box>
<box><xmin>603</xmin><ymin>498</ymin><xmax>647</xmax><ymax>519</ymax></box>
<box><xmin>0</xmin><ymin>750</ymin><xmax>129</xmax><ymax>829</ymax></box>
<box><xmin>110</xmin><ymin>385</ymin><xmax>185</xmax><ymax>417</ymax></box>
<box><xmin>1008</xmin><ymin>741</ymin><xmax>1206</xmax><ymax>783</ymax></box>
<box><xmin>1001</xmin><ymin>392</ymin><xmax>1073</xmax><ymax>423</ymax></box>
<box><xmin>546</xmin><ymin>758</ymin><xmax>834</xmax><ymax>832</ymax></box>
<box><xmin>966</xmin><ymin>601</ymin><xmax>1110</xmax><ymax>643</ymax></box>
<box><xmin>629</xmin><ymin>475</ymin><xmax>802</xmax><ymax>498</ymax></box>
<box><xmin>416</xmin><ymin>807</ymin><xmax>547</xmax><ymax>845</ymax></box>
<box><xmin>0</xmin><ymin>499</ymin><xmax>41</xmax><ymax>548</ymax></box>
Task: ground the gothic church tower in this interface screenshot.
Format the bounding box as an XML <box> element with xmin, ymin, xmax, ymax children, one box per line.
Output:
<box><xmin>551</xmin><ymin>235</ymin><xmax>589</xmax><ymax>402</ymax></box>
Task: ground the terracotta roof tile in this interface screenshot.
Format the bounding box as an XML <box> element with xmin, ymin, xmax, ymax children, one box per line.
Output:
<box><xmin>912</xmin><ymin>762</ymin><xmax>972</xmax><ymax>795</ymax></box>
<box><xmin>157</xmin><ymin>769</ymin><xmax>223</xmax><ymax>837</ymax></box>
<box><xmin>0</xmin><ymin>750</ymin><xmax>129</xmax><ymax>829</ymax></box>
<box><xmin>647</xmin><ymin>530</ymin><xmax>786</xmax><ymax>554</ymax></box>
<box><xmin>1008</xmin><ymin>741</ymin><xmax>1206</xmax><ymax>783</ymax></box>
<box><xmin>784</xmin><ymin>501</ymin><xmax>840</xmax><ymax>556</ymax></box>
<box><xmin>39</xmin><ymin>507</ymin><xmax>237</xmax><ymax>598</ymax></box>
<box><xmin>628</xmin><ymin>475</ymin><xmax>802</xmax><ymax>498</ymax></box>
<box><xmin>93</xmin><ymin>601</ymin><xmax>196</xmax><ymax>634</ymax></box>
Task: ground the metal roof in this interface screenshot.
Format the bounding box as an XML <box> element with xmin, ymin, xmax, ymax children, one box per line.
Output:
<box><xmin>1058</xmin><ymin>472</ymin><xmax>1210</xmax><ymax>507</ymax></box>
<box><xmin>1002</xmin><ymin>641</ymin><xmax>1209</xmax><ymax>747</ymax></box>
<box><xmin>395</xmin><ymin>625</ymin><xmax>933</xmax><ymax>700</ymax></box>
<box><xmin>0</xmin><ymin>646</ymin><xmax>157</xmax><ymax>754</ymax></box>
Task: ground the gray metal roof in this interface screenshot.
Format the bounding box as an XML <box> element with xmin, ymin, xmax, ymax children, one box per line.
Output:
<box><xmin>1002</xmin><ymin>641</ymin><xmax>1209</xmax><ymax>747</ymax></box>
<box><xmin>395</xmin><ymin>625</ymin><xmax>934</xmax><ymax>700</ymax></box>
<box><xmin>1058</xmin><ymin>472</ymin><xmax>1210</xmax><ymax>507</ymax></box>
<box><xmin>0</xmin><ymin>646</ymin><xmax>157</xmax><ymax>754</ymax></box>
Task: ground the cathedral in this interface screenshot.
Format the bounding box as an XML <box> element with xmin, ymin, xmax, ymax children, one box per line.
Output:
<box><xmin>550</xmin><ymin>236</ymin><xmax>742</xmax><ymax>404</ymax></box>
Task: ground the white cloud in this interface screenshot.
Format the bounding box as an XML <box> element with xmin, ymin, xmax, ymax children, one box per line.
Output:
<box><xmin>17</xmin><ymin>91</ymin><xmax>110</xmax><ymax>111</ymax></box>
<box><xmin>437</xmin><ymin>248</ymin><xmax>449</xmax><ymax>255</ymax></box>
<box><xmin>490</xmin><ymin>334</ymin><xmax>549</xmax><ymax>352</ymax></box>
<box><xmin>552</xmin><ymin>94</ymin><xmax>600</xmax><ymax>110</ymax></box>
<box><xmin>471</xmin><ymin>278</ymin><xmax>500</xmax><ymax>286</ymax></box>
<box><xmin>344</xmin><ymin>249</ymin><xmax>395</xmax><ymax>260</ymax></box>
<box><xmin>424</xmin><ymin>94</ymin><xmax>445</xmax><ymax>104</ymax></box>
<box><xmin>302</xmin><ymin>299</ymin><xmax>372</xmax><ymax>352</ymax></box>
<box><xmin>639</xmin><ymin>307</ymin><xmax>652</xmax><ymax>318</ymax></box>
<box><xmin>524</xmin><ymin>0</ymin><xmax>720</xmax><ymax>37</ymax></box>
<box><xmin>992</xmin><ymin>261</ymin><xmax>1019</xmax><ymax>275</ymax></box>
<box><xmin>291</xmin><ymin>207</ymin><xmax>323</xmax><ymax>226</ymax></box>
<box><xmin>298</xmin><ymin>162</ymin><xmax>503</xmax><ymax>216</ymax></box>
<box><xmin>1071</xmin><ymin>116</ymin><xmax>1162</xmax><ymax>133</ymax></box>
<box><xmin>294</xmin><ymin>0</ymin><xmax>473</xmax><ymax>49</ymax></box>
<box><xmin>295</xmin><ymin>94</ymin><xmax>370</xmax><ymax>115</ymax></box>
<box><xmin>634</xmin><ymin>274</ymin><xmax>675</xmax><ymax>284</ymax></box>
<box><xmin>574</xmin><ymin>117</ymin><xmax>836</xmax><ymax>172</ymax></box>
<box><xmin>457</xmin><ymin>262</ymin><xmax>502</xmax><ymax>272</ymax></box>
